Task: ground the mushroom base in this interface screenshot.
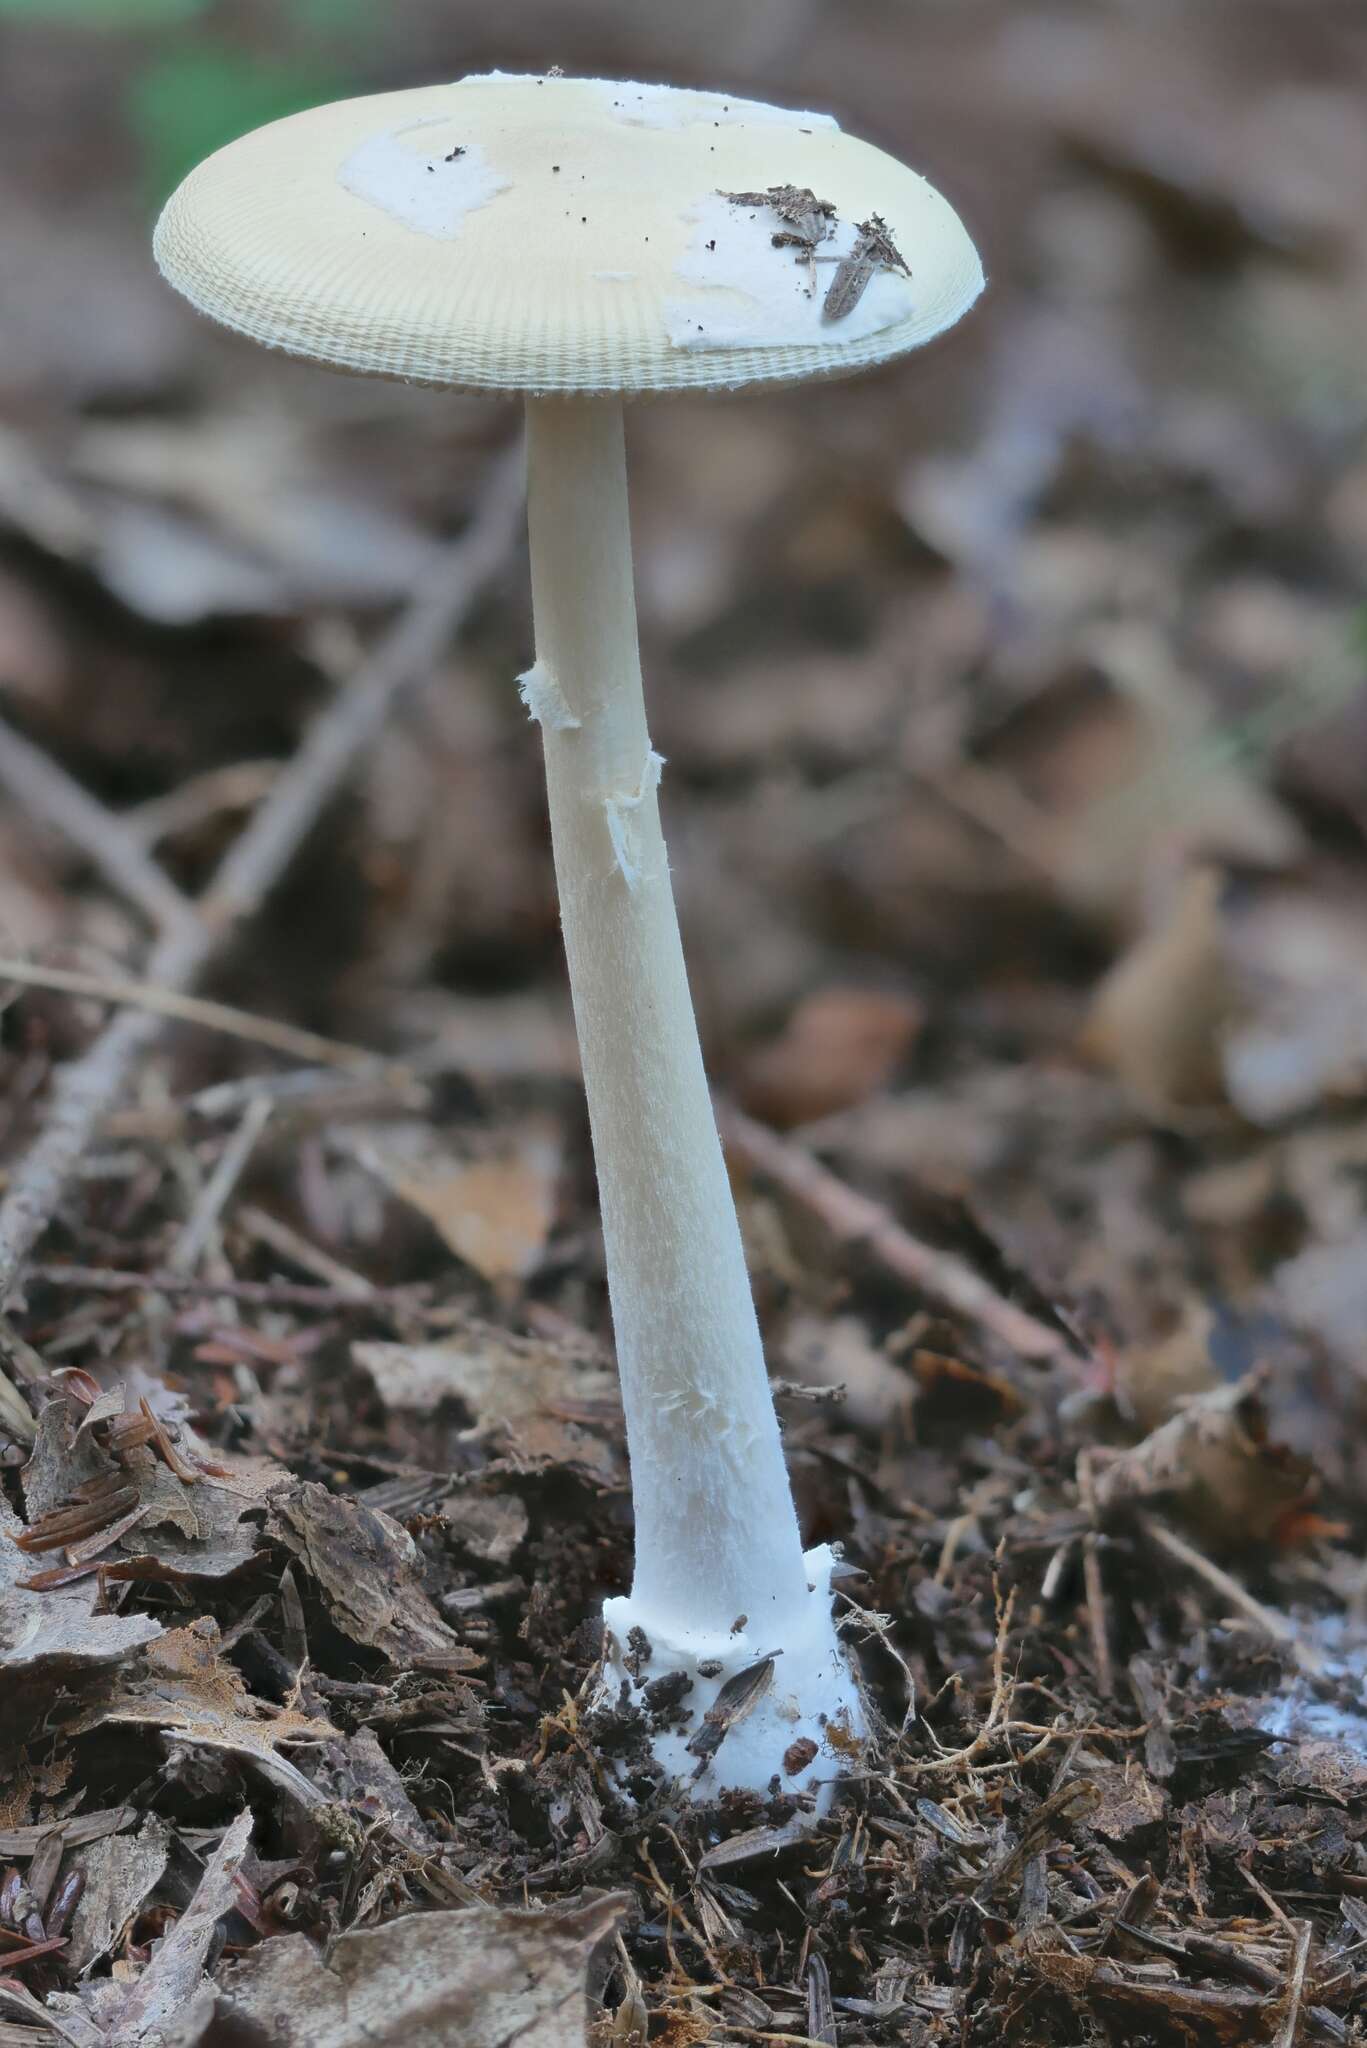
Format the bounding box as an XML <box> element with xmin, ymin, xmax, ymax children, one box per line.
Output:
<box><xmin>595</xmin><ymin>1545</ymin><xmax>867</xmax><ymax>1808</ymax></box>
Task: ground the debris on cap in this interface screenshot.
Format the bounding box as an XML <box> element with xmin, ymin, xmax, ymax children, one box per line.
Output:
<box><xmin>338</xmin><ymin>116</ymin><xmax>509</xmax><ymax>239</ymax></box>
<box><xmin>155</xmin><ymin>72</ymin><xmax>983</xmax><ymax>396</ymax></box>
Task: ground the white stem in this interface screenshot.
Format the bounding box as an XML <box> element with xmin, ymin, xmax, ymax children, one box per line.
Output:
<box><xmin>523</xmin><ymin>396</ymin><xmax>809</xmax><ymax>1642</ymax></box>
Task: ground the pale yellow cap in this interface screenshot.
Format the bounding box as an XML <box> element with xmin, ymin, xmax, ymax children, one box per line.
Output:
<box><xmin>154</xmin><ymin>72</ymin><xmax>984</xmax><ymax>396</ymax></box>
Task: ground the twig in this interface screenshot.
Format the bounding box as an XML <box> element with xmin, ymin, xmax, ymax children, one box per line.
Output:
<box><xmin>169</xmin><ymin>1095</ymin><xmax>273</xmax><ymax>1274</ymax></box>
<box><xmin>0</xmin><ymin>957</ymin><xmax>403</xmax><ymax>1074</ymax></box>
<box><xmin>124</xmin><ymin>758</ymin><xmax>279</xmax><ymax>848</ymax></box>
<box><xmin>1118</xmin><ymin>1920</ymin><xmax>1345</xmax><ymax>2045</ymax></box>
<box><xmin>912</xmin><ymin>1578</ymin><xmax>1021</xmax><ymax>1778</ymax></box>
<box><xmin>1139</xmin><ymin>1517</ymin><xmax>1325</xmax><ymax>1676</ymax></box>
<box><xmin>1272</xmin><ymin>1920</ymin><xmax>1314</xmax><ymax>2048</ymax></box>
<box><xmin>24</xmin><ymin>1261</ymin><xmax>421</xmax><ymax>1312</ymax></box>
<box><xmin>188</xmin><ymin>1063</ymin><xmax>426</xmax><ymax>1121</ymax></box>
<box><xmin>719</xmin><ymin>1103</ymin><xmax>1069</xmax><ymax>1361</ymax></box>
<box><xmin>235</xmin><ymin>1202</ymin><xmax>377</xmax><ymax>1299</ymax></box>
<box><xmin>0</xmin><ymin>711</ymin><xmax>197</xmax><ymax>933</ymax></box>
<box><xmin>0</xmin><ymin>449</ymin><xmax>522</xmax><ymax>1310</ymax></box>
<box><xmin>1078</xmin><ymin>1449</ymin><xmax>1114</xmax><ymax>1698</ymax></box>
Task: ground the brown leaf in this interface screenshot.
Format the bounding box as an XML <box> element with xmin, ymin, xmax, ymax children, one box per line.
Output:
<box><xmin>353</xmin><ymin>1328</ymin><xmax>621</xmax><ymax>1482</ymax></box>
<box><xmin>1081</xmin><ymin>867</ymin><xmax>1237</xmax><ymax>1114</ymax></box>
<box><xmin>218</xmin><ymin>1893</ymin><xmax>630</xmax><ymax>2048</ymax></box>
<box><xmin>101</xmin><ymin>1618</ymin><xmax>337</xmax><ymax>1807</ymax></box>
<box><xmin>358</xmin><ymin>1124</ymin><xmax>560</xmax><ymax>1285</ymax></box>
<box><xmin>439</xmin><ymin>1484</ymin><xmax>528</xmax><ymax>1565</ymax></box>
<box><xmin>21</xmin><ymin>1387</ymin><xmax>285</xmax><ymax>1582</ymax></box>
<box><xmin>273</xmin><ymin>1482</ymin><xmax>482</xmax><ymax>1671</ymax></box>
<box><xmin>1094</xmin><ymin>1376</ymin><xmax>1314</xmax><ymax>1546</ymax></box>
<box><xmin>1112</xmin><ymin>1298</ymin><xmax>1220</xmax><ymax>1435</ymax></box>
<box><xmin>738</xmin><ymin>986</ymin><xmax>922</xmax><ymax>1128</ymax></box>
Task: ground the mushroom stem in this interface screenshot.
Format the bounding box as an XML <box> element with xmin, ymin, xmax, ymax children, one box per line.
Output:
<box><xmin>524</xmin><ymin>397</ymin><xmax>863</xmax><ymax>1799</ymax></box>
<box><xmin>524</xmin><ymin>395</ymin><xmax>809</xmax><ymax>1636</ymax></box>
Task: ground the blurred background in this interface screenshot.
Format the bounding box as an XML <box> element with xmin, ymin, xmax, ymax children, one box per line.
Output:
<box><xmin>2</xmin><ymin>0</ymin><xmax>1366</xmax><ymax>1481</ymax></box>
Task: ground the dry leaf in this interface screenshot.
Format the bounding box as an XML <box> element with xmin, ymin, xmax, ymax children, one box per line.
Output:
<box><xmin>1082</xmin><ymin>867</ymin><xmax>1238</xmax><ymax>1112</ymax></box>
<box><xmin>1221</xmin><ymin>888</ymin><xmax>1367</xmax><ymax>1124</ymax></box>
<box><xmin>738</xmin><ymin>986</ymin><xmax>923</xmax><ymax>1128</ymax></box>
<box><xmin>21</xmin><ymin>1398</ymin><xmax>110</xmax><ymax>1520</ymax></box>
<box><xmin>335</xmin><ymin>1726</ymin><xmax>441</xmax><ymax>1860</ymax></box>
<box><xmin>64</xmin><ymin>1814</ymin><xmax>172</xmax><ymax>1974</ymax></box>
<box><xmin>101</xmin><ymin>1808</ymin><xmax>252</xmax><ymax>2046</ymax></box>
<box><xmin>440</xmin><ymin>1484</ymin><xmax>529</xmax><ymax>1565</ymax></box>
<box><xmin>101</xmin><ymin>1618</ymin><xmax>337</xmax><ymax>1807</ymax></box>
<box><xmin>272</xmin><ymin>1482</ymin><xmax>483</xmax><ymax>1672</ymax></box>
<box><xmin>353</xmin><ymin>1329</ymin><xmax>621</xmax><ymax>1482</ymax></box>
<box><xmin>411</xmin><ymin>1151</ymin><xmax>559</xmax><ymax>1285</ymax></box>
<box><xmin>112</xmin><ymin>1446</ymin><xmax>287</xmax><ymax>1581</ymax></box>
<box><xmin>781</xmin><ymin>1313</ymin><xmax>910</xmax><ymax>1433</ymax></box>
<box><xmin>1094</xmin><ymin>1377</ymin><xmax>1314</xmax><ymax>1546</ymax></box>
<box><xmin>1084</xmin><ymin>1762</ymin><xmax>1168</xmax><ymax>1847</ymax></box>
<box><xmin>20</xmin><ymin>1388</ymin><xmax>285</xmax><ymax>1582</ymax></box>
<box><xmin>0</xmin><ymin>1502</ymin><xmax>161</xmax><ymax>1737</ymax></box>
<box><xmin>357</xmin><ymin>1125</ymin><xmax>560</xmax><ymax>1284</ymax></box>
<box><xmin>1112</xmin><ymin>1299</ymin><xmax>1220</xmax><ymax>1435</ymax></box>
<box><xmin>219</xmin><ymin>1893</ymin><xmax>630</xmax><ymax>2048</ymax></box>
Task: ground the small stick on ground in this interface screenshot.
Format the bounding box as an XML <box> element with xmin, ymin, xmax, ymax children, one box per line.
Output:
<box><xmin>0</xmin><ymin>448</ymin><xmax>522</xmax><ymax>1310</ymax></box>
<box><xmin>169</xmin><ymin>1095</ymin><xmax>274</xmax><ymax>1275</ymax></box>
<box><xmin>719</xmin><ymin>1103</ymin><xmax>1071</xmax><ymax>1361</ymax></box>
<box><xmin>0</xmin><ymin>958</ymin><xmax>402</xmax><ymax>1075</ymax></box>
<box><xmin>1139</xmin><ymin>1516</ymin><xmax>1325</xmax><ymax>1676</ymax></box>
<box><xmin>1078</xmin><ymin>1449</ymin><xmax>1114</xmax><ymax>1698</ymax></box>
<box><xmin>235</xmin><ymin>1203</ymin><xmax>378</xmax><ymax>1300</ymax></box>
<box><xmin>0</xmin><ymin>711</ymin><xmax>199</xmax><ymax>935</ymax></box>
<box><xmin>25</xmin><ymin>1261</ymin><xmax>419</xmax><ymax>1313</ymax></box>
<box><xmin>124</xmin><ymin>759</ymin><xmax>280</xmax><ymax>849</ymax></box>
<box><xmin>1272</xmin><ymin>1920</ymin><xmax>1314</xmax><ymax>2048</ymax></box>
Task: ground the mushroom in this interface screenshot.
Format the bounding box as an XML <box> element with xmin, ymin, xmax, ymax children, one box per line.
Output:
<box><xmin>154</xmin><ymin>71</ymin><xmax>983</xmax><ymax>1801</ymax></box>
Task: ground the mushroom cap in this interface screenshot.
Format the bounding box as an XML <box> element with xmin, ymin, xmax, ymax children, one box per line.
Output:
<box><xmin>154</xmin><ymin>72</ymin><xmax>984</xmax><ymax>397</ymax></box>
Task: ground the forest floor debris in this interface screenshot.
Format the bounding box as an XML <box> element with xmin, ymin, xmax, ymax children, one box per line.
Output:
<box><xmin>2</xmin><ymin>3</ymin><xmax>1366</xmax><ymax>2041</ymax></box>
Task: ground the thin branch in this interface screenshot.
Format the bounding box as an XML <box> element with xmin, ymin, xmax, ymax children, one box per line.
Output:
<box><xmin>1139</xmin><ymin>1516</ymin><xmax>1325</xmax><ymax>1676</ymax></box>
<box><xmin>719</xmin><ymin>1102</ymin><xmax>1071</xmax><ymax>1361</ymax></box>
<box><xmin>200</xmin><ymin>453</ymin><xmax>521</xmax><ymax>931</ymax></box>
<box><xmin>0</xmin><ymin>711</ymin><xmax>198</xmax><ymax>934</ymax></box>
<box><xmin>1078</xmin><ymin>1449</ymin><xmax>1114</xmax><ymax>1698</ymax></box>
<box><xmin>24</xmin><ymin>1260</ymin><xmax>424</xmax><ymax>1313</ymax></box>
<box><xmin>1272</xmin><ymin>1921</ymin><xmax>1314</xmax><ymax>2048</ymax></box>
<box><xmin>124</xmin><ymin>758</ymin><xmax>279</xmax><ymax>849</ymax></box>
<box><xmin>0</xmin><ymin>448</ymin><xmax>523</xmax><ymax>1309</ymax></box>
<box><xmin>169</xmin><ymin>1094</ymin><xmax>273</xmax><ymax>1274</ymax></box>
<box><xmin>235</xmin><ymin>1202</ymin><xmax>378</xmax><ymax>1299</ymax></box>
<box><xmin>0</xmin><ymin>956</ymin><xmax>407</xmax><ymax>1075</ymax></box>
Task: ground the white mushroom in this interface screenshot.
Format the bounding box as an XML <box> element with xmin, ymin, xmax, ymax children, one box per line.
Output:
<box><xmin>153</xmin><ymin>71</ymin><xmax>984</xmax><ymax>1804</ymax></box>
